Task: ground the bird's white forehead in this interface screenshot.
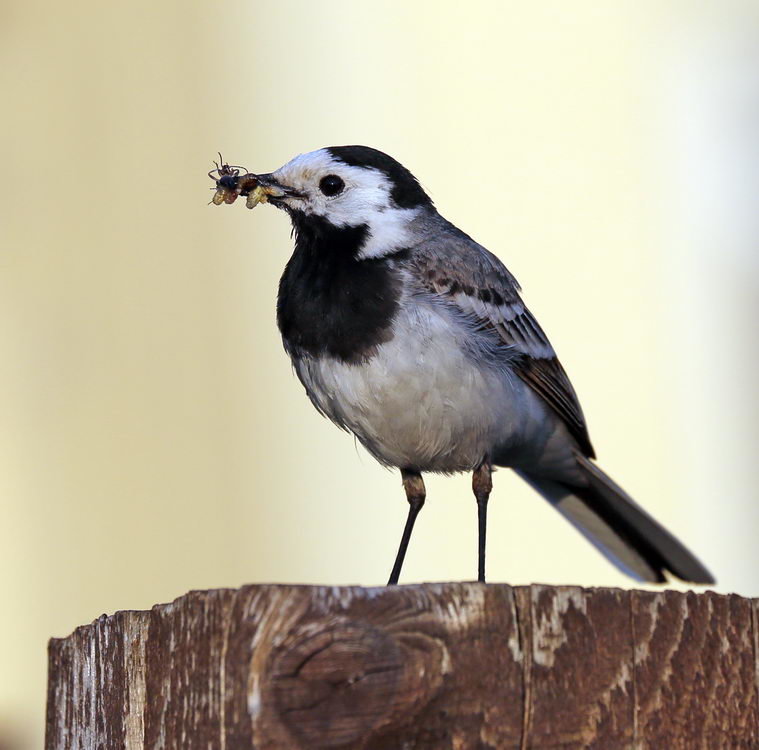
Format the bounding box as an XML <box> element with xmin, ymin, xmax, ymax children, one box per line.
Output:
<box><xmin>272</xmin><ymin>149</ymin><xmax>341</xmax><ymax>184</ymax></box>
<box><xmin>271</xmin><ymin>148</ymin><xmax>390</xmax><ymax>195</ymax></box>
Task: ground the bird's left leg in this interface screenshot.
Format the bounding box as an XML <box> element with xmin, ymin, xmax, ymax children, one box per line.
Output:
<box><xmin>387</xmin><ymin>469</ymin><xmax>426</xmax><ymax>586</ymax></box>
<box><xmin>472</xmin><ymin>460</ymin><xmax>493</xmax><ymax>583</ymax></box>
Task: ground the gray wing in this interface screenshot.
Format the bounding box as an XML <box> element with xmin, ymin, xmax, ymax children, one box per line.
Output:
<box><xmin>409</xmin><ymin>224</ymin><xmax>595</xmax><ymax>458</ymax></box>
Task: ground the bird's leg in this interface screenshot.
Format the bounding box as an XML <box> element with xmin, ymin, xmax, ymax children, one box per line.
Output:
<box><xmin>387</xmin><ymin>469</ymin><xmax>426</xmax><ymax>586</ymax></box>
<box><xmin>473</xmin><ymin>460</ymin><xmax>493</xmax><ymax>583</ymax></box>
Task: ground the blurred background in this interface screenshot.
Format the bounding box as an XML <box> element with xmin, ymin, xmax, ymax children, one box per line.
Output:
<box><xmin>2</xmin><ymin>1</ymin><xmax>758</xmax><ymax>746</ymax></box>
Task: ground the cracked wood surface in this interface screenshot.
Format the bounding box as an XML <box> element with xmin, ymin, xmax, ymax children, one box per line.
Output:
<box><xmin>46</xmin><ymin>584</ymin><xmax>759</xmax><ymax>749</ymax></box>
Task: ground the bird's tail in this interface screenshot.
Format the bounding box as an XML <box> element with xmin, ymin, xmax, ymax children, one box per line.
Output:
<box><xmin>517</xmin><ymin>454</ymin><xmax>715</xmax><ymax>584</ymax></box>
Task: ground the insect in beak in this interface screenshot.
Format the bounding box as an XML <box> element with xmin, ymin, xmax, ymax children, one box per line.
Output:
<box><xmin>208</xmin><ymin>155</ymin><xmax>298</xmax><ymax>209</ymax></box>
<box><xmin>244</xmin><ymin>174</ymin><xmax>292</xmax><ymax>209</ymax></box>
<box><xmin>208</xmin><ymin>153</ymin><xmax>251</xmax><ymax>205</ymax></box>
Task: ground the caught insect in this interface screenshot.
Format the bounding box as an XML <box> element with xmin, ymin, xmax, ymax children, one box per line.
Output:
<box><xmin>208</xmin><ymin>153</ymin><xmax>277</xmax><ymax>209</ymax></box>
<box><xmin>208</xmin><ymin>153</ymin><xmax>259</xmax><ymax>206</ymax></box>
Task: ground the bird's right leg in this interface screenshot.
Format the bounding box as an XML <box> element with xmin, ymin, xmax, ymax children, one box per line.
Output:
<box><xmin>472</xmin><ymin>460</ymin><xmax>493</xmax><ymax>583</ymax></box>
<box><xmin>387</xmin><ymin>469</ymin><xmax>426</xmax><ymax>585</ymax></box>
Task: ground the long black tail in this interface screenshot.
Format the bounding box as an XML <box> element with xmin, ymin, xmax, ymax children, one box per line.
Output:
<box><xmin>517</xmin><ymin>454</ymin><xmax>714</xmax><ymax>583</ymax></box>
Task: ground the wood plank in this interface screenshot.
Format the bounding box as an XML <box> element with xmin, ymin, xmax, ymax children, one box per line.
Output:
<box><xmin>45</xmin><ymin>584</ymin><xmax>759</xmax><ymax>749</ymax></box>
<box><xmin>523</xmin><ymin>585</ymin><xmax>634</xmax><ymax>749</ymax></box>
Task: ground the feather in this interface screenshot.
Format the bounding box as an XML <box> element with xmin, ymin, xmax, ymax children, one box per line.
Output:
<box><xmin>517</xmin><ymin>455</ymin><xmax>715</xmax><ymax>583</ymax></box>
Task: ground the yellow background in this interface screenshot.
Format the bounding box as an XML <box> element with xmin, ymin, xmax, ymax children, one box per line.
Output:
<box><xmin>2</xmin><ymin>2</ymin><xmax>758</xmax><ymax>747</ymax></box>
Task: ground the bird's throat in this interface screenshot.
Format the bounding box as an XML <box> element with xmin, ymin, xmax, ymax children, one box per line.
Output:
<box><xmin>276</xmin><ymin>214</ymin><xmax>403</xmax><ymax>363</ymax></box>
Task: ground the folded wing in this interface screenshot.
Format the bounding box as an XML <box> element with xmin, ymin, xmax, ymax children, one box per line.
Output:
<box><xmin>410</xmin><ymin>224</ymin><xmax>595</xmax><ymax>457</ymax></box>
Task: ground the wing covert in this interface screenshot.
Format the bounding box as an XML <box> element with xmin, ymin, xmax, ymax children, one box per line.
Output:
<box><xmin>409</xmin><ymin>226</ymin><xmax>595</xmax><ymax>457</ymax></box>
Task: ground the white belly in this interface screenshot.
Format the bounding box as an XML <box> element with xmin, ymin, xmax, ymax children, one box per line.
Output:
<box><xmin>294</xmin><ymin>302</ymin><xmax>548</xmax><ymax>472</ymax></box>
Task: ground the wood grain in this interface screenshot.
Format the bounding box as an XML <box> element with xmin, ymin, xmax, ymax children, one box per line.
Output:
<box><xmin>632</xmin><ymin>590</ymin><xmax>758</xmax><ymax>749</ymax></box>
<box><xmin>45</xmin><ymin>584</ymin><xmax>759</xmax><ymax>749</ymax></box>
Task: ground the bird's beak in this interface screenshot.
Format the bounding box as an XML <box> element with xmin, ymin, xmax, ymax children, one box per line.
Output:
<box><xmin>244</xmin><ymin>173</ymin><xmax>294</xmax><ymax>209</ymax></box>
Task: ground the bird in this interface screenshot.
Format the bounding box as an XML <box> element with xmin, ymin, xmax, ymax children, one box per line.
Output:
<box><xmin>213</xmin><ymin>144</ymin><xmax>714</xmax><ymax>586</ymax></box>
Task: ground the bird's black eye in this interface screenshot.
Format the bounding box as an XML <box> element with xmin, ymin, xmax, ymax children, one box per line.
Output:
<box><xmin>319</xmin><ymin>174</ymin><xmax>345</xmax><ymax>197</ymax></box>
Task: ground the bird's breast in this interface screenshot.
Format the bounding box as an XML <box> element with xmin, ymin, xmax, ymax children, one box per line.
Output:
<box><xmin>292</xmin><ymin>299</ymin><xmax>540</xmax><ymax>472</ymax></box>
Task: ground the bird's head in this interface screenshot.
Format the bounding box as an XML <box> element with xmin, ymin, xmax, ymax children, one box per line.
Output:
<box><xmin>251</xmin><ymin>146</ymin><xmax>435</xmax><ymax>259</ymax></box>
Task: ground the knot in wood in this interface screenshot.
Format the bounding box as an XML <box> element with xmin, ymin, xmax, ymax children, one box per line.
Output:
<box><xmin>269</xmin><ymin>619</ymin><xmax>410</xmax><ymax>748</ymax></box>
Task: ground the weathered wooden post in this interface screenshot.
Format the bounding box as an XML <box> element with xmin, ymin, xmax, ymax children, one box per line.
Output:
<box><xmin>46</xmin><ymin>583</ymin><xmax>758</xmax><ymax>748</ymax></box>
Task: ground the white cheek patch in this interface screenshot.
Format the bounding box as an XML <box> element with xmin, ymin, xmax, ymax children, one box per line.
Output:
<box><xmin>355</xmin><ymin>205</ymin><xmax>420</xmax><ymax>259</ymax></box>
<box><xmin>270</xmin><ymin>148</ymin><xmax>422</xmax><ymax>259</ymax></box>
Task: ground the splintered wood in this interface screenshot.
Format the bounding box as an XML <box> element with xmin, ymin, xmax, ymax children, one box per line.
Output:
<box><xmin>45</xmin><ymin>584</ymin><xmax>759</xmax><ymax>749</ymax></box>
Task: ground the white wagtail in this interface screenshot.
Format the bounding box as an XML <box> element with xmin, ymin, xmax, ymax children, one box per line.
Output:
<box><xmin>210</xmin><ymin>145</ymin><xmax>714</xmax><ymax>586</ymax></box>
